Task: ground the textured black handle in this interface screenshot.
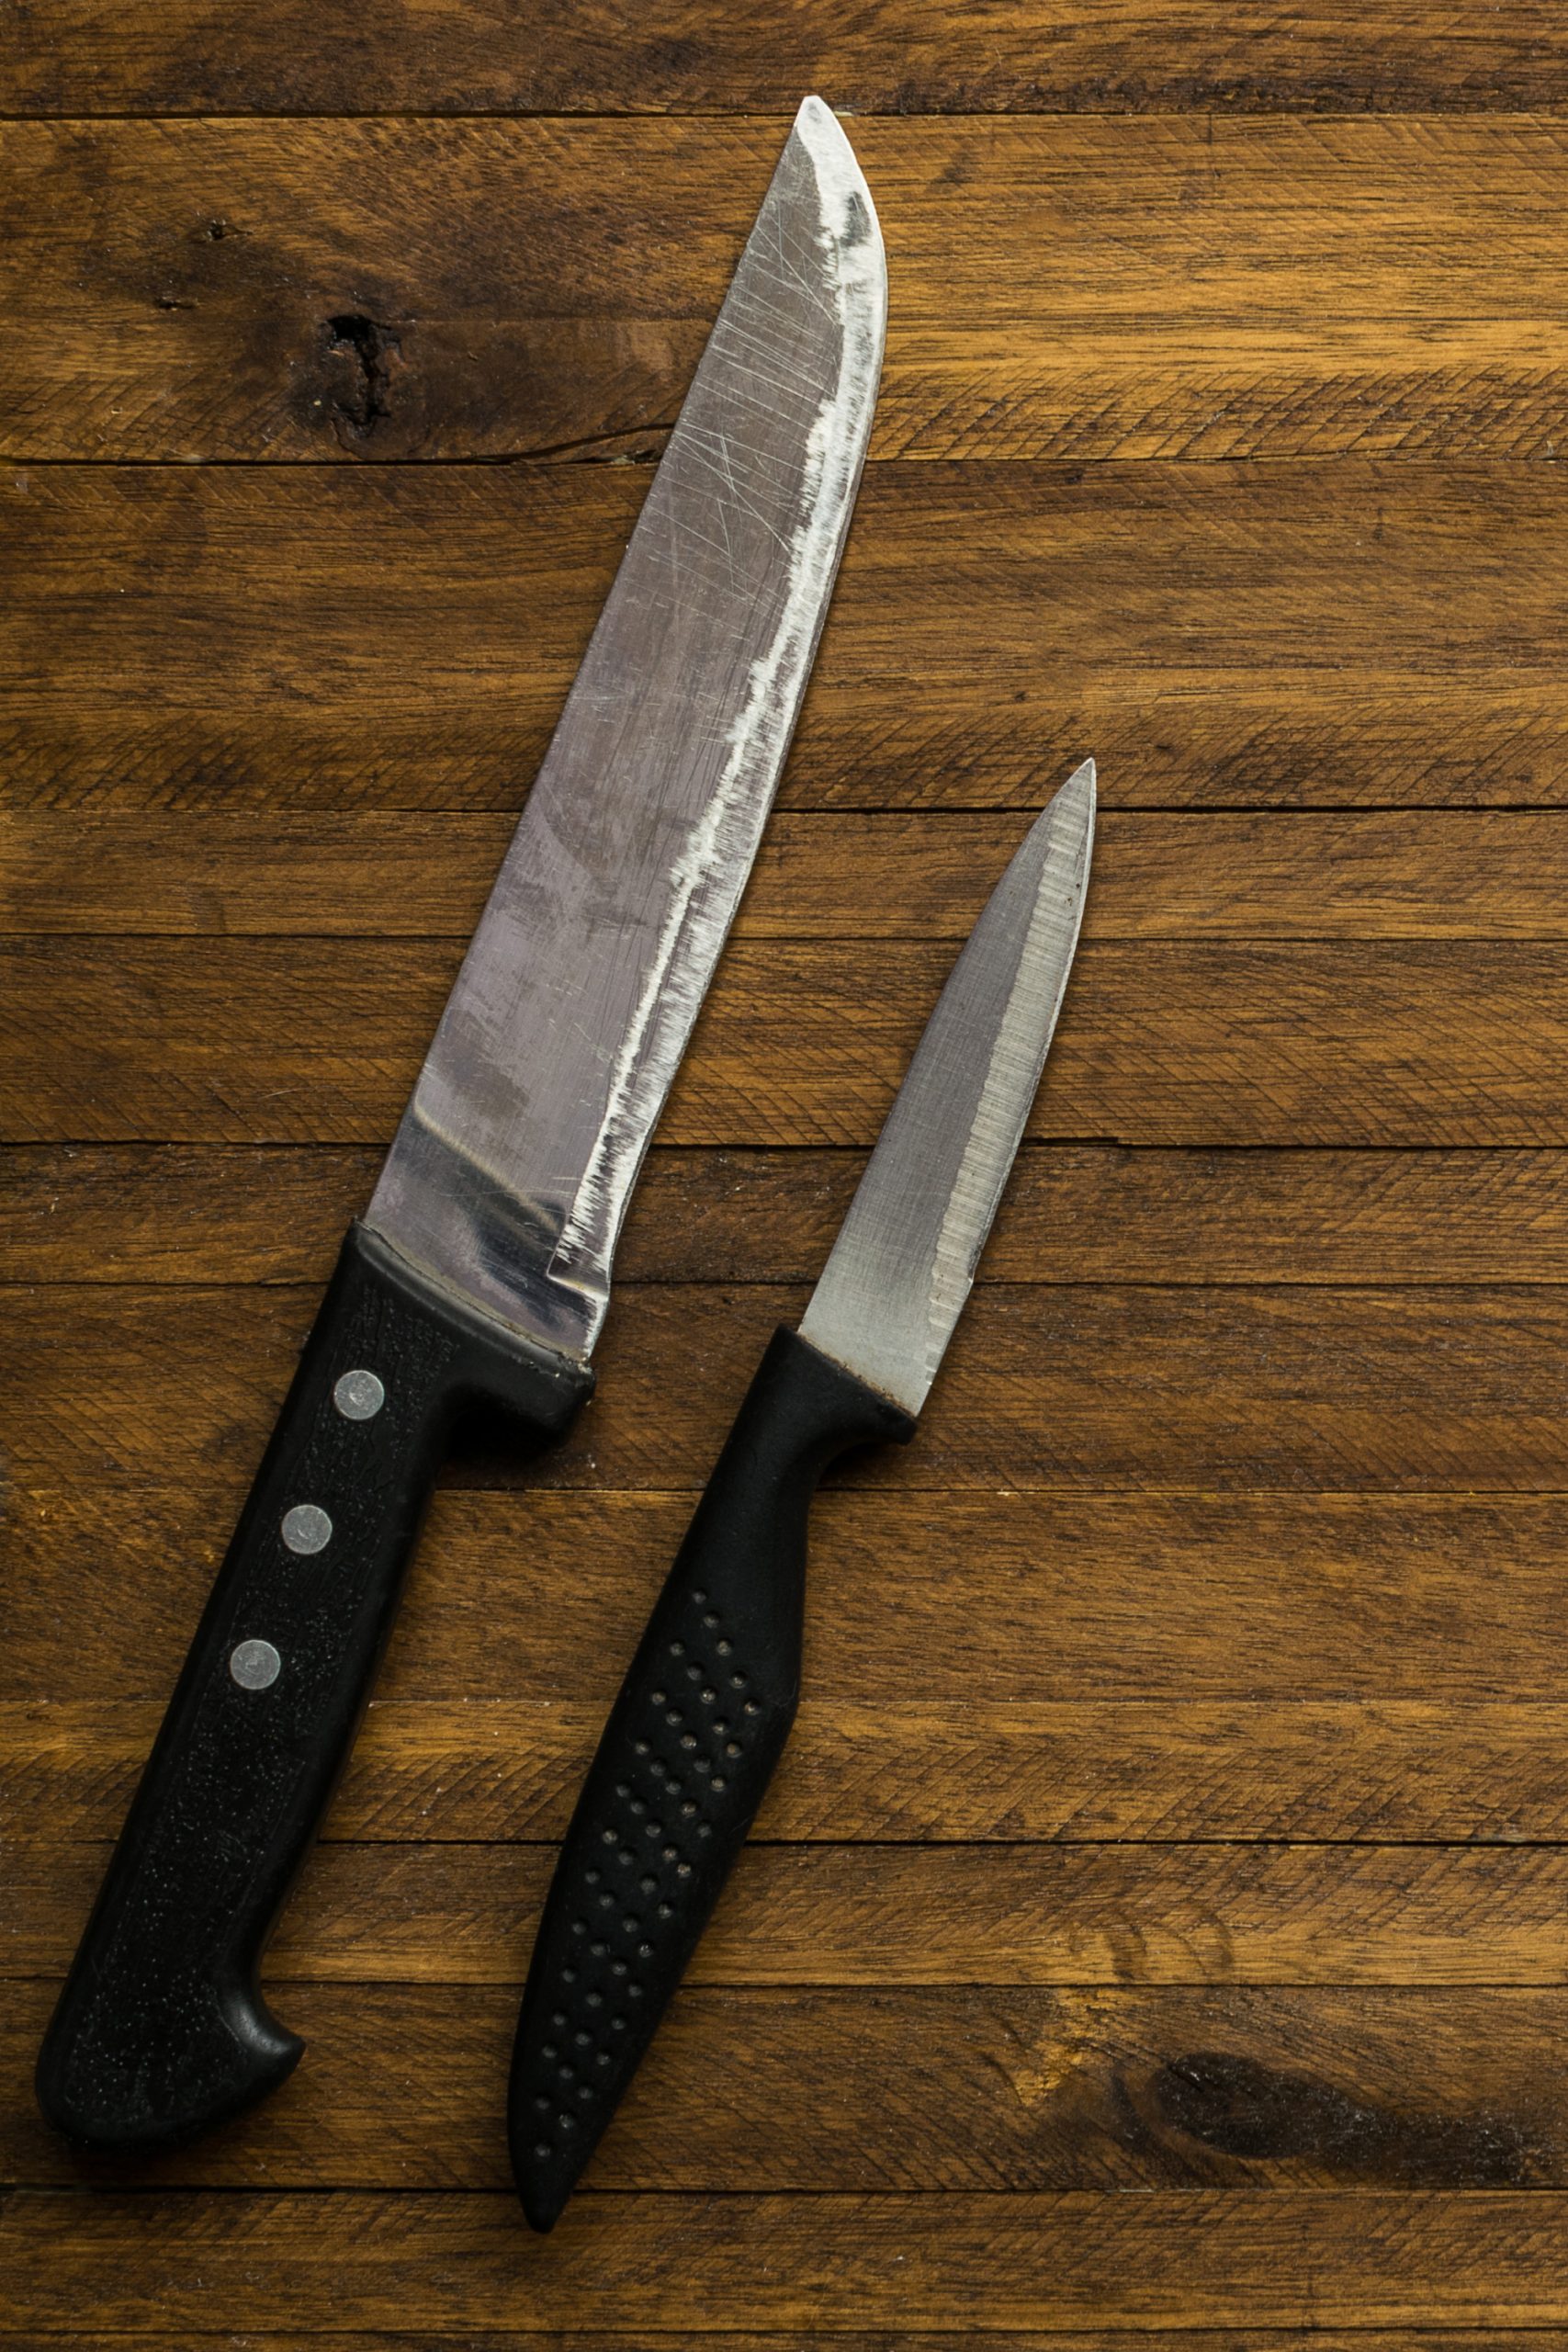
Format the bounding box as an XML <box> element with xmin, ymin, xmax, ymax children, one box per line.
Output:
<box><xmin>509</xmin><ymin>1324</ymin><xmax>913</xmax><ymax>2229</ymax></box>
<box><xmin>37</xmin><ymin>1221</ymin><xmax>592</xmax><ymax>2154</ymax></box>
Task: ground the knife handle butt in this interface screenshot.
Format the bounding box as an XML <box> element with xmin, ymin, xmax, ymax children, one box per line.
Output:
<box><xmin>509</xmin><ymin>1324</ymin><xmax>912</xmax><ymax>2231</ymax></box>
<box><xmin>37</xmin><ymin>1221</ymin><xmax>592</xmax><ymax>2156</ymax></box>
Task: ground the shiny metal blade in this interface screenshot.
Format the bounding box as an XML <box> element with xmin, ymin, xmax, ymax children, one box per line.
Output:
<box><xmin>799</xmin><ymin>760</ymin><xmax>1096</xmax><ymax>1414</ymax></box>
<box><xmin>367</xmin><ymin>99</ymin><xmax>885</xmax><ymax>1359</ymax></box>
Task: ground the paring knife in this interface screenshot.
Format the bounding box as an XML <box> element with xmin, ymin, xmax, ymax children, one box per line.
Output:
<box><xmin>37</xmin><ymin>96</ymin><xmax>886</xmax><ymax>2156</ymax></box>
<box><xmin>510</xmin><ymin>756</ymin><xmax>1097</xmax><ymax>2229</ymax></box>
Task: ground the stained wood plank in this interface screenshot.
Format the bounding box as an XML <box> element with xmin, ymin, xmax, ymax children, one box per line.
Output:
<box><xmin>17</xmin><ymin>2341</ymin><xmax>1567</xmax><ymax>2352</ymax></box>
<box><xmin>8</xmin><ymin>1487</ymin><xmax>1563</xmax><ymax>1707</ymax></box>
<box><xmin>6</xmin><ymin>1981</ymin><xmax>1566</xmax><ymax>2191</ymax></box>
<box><xmin>17</xmin><ymin>810</ymin><xmax>1568</xmax><ymax>943</ymax></box>
<box><xmin>19</xmin><ymin>1696</ymin><xmax>1568</xmax><ymax>1846</ymax></box>
<box><xmin>12</xmin><ymin>1279</ymin><xmax>1568</xmax><ymax>1494</ymax></box>
<box><xmin>16</xmin><ymin>2341</ymin><xmax>1549</xmax><ymax>2352</ymax></box>
<box><xmin>15</xmin><ymin>1839</ymin><xmax>1568</xmax><ymax>1988</ymax></box>
<box><xmin>7</xmin><ymin>2</ymin><xmax>1567</xmax><ymax>118</ymax></box>
<box><xmin>5</xmin><ymin>2188</ymin><xmax>1568</xmax><ymax>2331</ymax></box>
<box><xmin>14</xmin><ymin>936</ymin><xmax>1568</xmax><ymax>1148</ymax></box>
<box><xmin>7</xmin><ymin>462</ymin><xmax>1564</xmax><ymax>816</ymax></box>
<box><xmin>12</xmin><ymin>1143</ymin><xmax>1568</xmax><ymax>1289</ymax></box>
<box><xmin>9</xmin><ymin>119</ymin><xmax>1568</xmax><ymax>464</ymax></box>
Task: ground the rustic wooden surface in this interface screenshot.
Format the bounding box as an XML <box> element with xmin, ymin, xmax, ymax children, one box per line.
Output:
<box><xmin>6</xmin><ymin>3</ymin><xmax>1568</xmax><ymax>2341</ymax></box>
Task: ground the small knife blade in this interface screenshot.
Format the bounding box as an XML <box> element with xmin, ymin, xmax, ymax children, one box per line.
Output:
<box><xmin>37</xmin><ymin>96</ymin><xmax>886</xmax><ymax>2160</ymax></box>
<box><xmin>510</xmin><ymin>759</ymin><xmax>1096</xmax><ymax>2229</ymax></box>
<box><xmin>800</xmin><ymin>758</ymin><xmax>1095</xmax><ymax>1408</ymax></box>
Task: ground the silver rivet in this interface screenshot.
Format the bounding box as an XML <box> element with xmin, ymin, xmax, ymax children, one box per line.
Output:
<box><xmin>282</xmin><ymin>1503</ymin><xmax>332</xmax><ymax>1555</ymax></box>
<box><xmin>333</xmin><ymin>1369</ymin><xmax>385</xmax><ymax>1421</ymax></box>
<box><xmin>231</xmin><ymin>1638</ymin><xmax>281</xmax><ymax>1690</ymax></box>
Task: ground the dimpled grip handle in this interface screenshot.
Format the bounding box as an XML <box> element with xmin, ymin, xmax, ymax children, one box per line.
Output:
<box><xmin>510</xmin><ymin>1324</ymin><xmax>914</xmax><ymax>2230</ymax></box>
<box><xmin>37</xmin><ymin>1222</ymin><xmax>592</xmax><ymax>2155</ymax></box>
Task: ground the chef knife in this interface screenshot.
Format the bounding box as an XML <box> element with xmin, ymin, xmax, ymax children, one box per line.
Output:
<box><xmin>510</xmin><ymin>756</ymin><xmax>1096</xmax><ymax>2228</ymax></box>
<box><xmin>37</xmin><ymin>96</ymin><xmax>886</xmax><ymax>2156</ymax></box>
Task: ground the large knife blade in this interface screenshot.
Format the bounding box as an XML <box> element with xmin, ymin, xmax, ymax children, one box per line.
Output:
<box><xmin>510</xmin><ymin>758</ymin><xmax>1095</xmax><ymax>2229</ymax></box>
<box><xmin>37</xmin><ymin>96</ymin><xmax>886</xmax><ymax>2158</ymax></box>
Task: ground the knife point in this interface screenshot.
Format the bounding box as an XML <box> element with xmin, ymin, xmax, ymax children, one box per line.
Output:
<box><xmin>1045</xmin><ymin>753</ymin><xmax>1097</xmax><ymax>826</ymax></box>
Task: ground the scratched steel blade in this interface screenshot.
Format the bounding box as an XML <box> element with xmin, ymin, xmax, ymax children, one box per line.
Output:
<box><xmin>368</xmin><ymin>97</ymin><xmax>886</xmax><ymax>1357</ymax></box>
<box><xmin>800</xmin><ymin>760</ymin><xmax>1095</xmax><ymax>1413</ymax></box>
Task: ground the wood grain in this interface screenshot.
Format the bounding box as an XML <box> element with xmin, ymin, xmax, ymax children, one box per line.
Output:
<box><xmin>10</xmin><ymin>2340</ymin><xmax>1550</xmax><ymax>2352</ymax></box>
<box><xmin>14</xmin><ymin>1143</ymin><xmax>1568</xmax><ymax>1288</ymax></box>
<box><xmin>17</xmin><ymin>1839</ymin><xmax>1568</xmax><ymax>1988</ymax></box>
<box><xmin>14</xmin><ymin>1279</ymin><xmax>1568</xmax><ymax>1492</ymax></box>
<box><xmin>10</xmin><ymin>5</ymin><xmax>1568</xmax><ymax>2335</ymax></box>
<box><xmin>15</xmin><ymin>1697</ymin><xmax>1568</xmax><ymax>1845</ymax></box>
<box><xmin>7</xmin><ymin>461</ymin><xmax>1565</xmax><ymax>819</ymax></box>
<box><xmin>16</xmin><ymin>936</ymin><xmax>1568</xmax><ymax>1148</ymax></box>
<box><xmin>13</xmin><ymin>2341</ymin><xmax>1567</xmax><ymax>2352</ymax></box>
<box><xmin>9</xmin><ymin>118</ymin><xmax>1568</xmax><ymax>464</ymax></box>
<box><xmin>6</xmin><ymin>1981</ymin><xmax>1566</xmax><ymax>2190</ymax></box>
<box><xmin>0</xmin><ymin>2333</ymin><xmax>1551</xmax><ymax>2352</ymax></box>
<box><xmin>8</xmin><ymin>3</ymin><xmax>1568</xmax><ymax>118</ymax></box>
<box><xmin>17</xmin><ymin>810</ymin><xmax>1568</xmax><ymax>943</ymax></box>
<box><xmin>6</xmin><ymin>2188</ymin><xmax>1568</xmax><ymax>2331</ymax></box>
<box><xmin>10</xmin><ymin>1483</ymin><xmax>1568</xmax><ymax>1710</ymax></box>
<box><xmin>9</xmin><ymin>1486</ymin><xmax>1566</xmax><ymax>1706</ymax></box>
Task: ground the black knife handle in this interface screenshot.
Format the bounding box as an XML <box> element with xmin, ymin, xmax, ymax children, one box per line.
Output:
<box><xmin>509</xmin><ymin>1324</ymin><xmax>913</xmax><ymax>2230</ymax></box>
<box><xmin>37</xmin><ymin>1220</ymin><xmax>593</xmax><ymax>2155</ymax></box>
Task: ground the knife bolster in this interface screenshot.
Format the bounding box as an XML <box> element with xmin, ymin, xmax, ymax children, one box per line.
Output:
<box><xmin>510</xmin><ymin>1324</ymin><xmax>913</xmax><ymax>2230</ymax></box>
<box><xmin>37</xmin><ymin>1220</ymin><xmax>593</xmax><ymax>2155</ymax></box>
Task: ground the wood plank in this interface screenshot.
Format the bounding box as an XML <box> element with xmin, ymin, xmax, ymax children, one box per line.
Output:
<box><xmin>8</xmin><ymin>1486</ymin><xmax>1564</xmax><ymax>1707</ymax></box>
<box><xmin>12</xmin><ymin>1280</ymin><xmax>1568</xmax><ymax>1495</ymax></box>
<box><xmin>15</xmin><ymin>1839</ymin><xmax>1568</xmax><ymax>1987</ymax></box>
<box><xmin>13</xmin><ymin>2340</ymin><xmax>1564</xmax><ymax>2352</ymax></box>
<box><xmin>14</xmin><ymin>936</ymin><xmax>1568</xmax><ymax>1148</ymax></box>
<box><xmin>6</xmin><ymin>461</ymin><xmax>1564</xmax><ymax>817</ymax></box>
<box><xmin>19</xmin><ymin>1696</ymin><xmax>1568</xmax><ymax>1846</ymax></box>
<box><xmin>7</xmin><ymin>1981</ymin><xmax>1568</xmax><ymax>2192</ymax></box>
<box><xmin>8</xmin><ymin>2</ymin><xmax>1567</xmax><ymax>118</ymax></box>
<box><xmin>5</xmin><ymin>2188</ymin><xmax>1568</xmax><ymax>2331</ymax></box>
<box><xmin>17</xmin><ymin>811</ymin><xmax>1568</xmax><ymax>943</ymax></box>
<box><xmin>9</xmin><ymin>118</ymin><xmax>1568</xmax><ymax>464</ymax></box>
<box><xmin>13</xmin><ymin>1143</ymin><xmax>1568</xmax><ymax>1289</ymax></box>
<box><xmin>13</xmin><ymin>2340</ymin><xmax>1551</xmax><ymax>2352</ymax></box>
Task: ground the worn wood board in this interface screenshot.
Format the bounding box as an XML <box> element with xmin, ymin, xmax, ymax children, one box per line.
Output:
<box><xmin>6</xmin><ymin>4</ymin><xmax>1568</xmax><ymax>2341</ymax></box>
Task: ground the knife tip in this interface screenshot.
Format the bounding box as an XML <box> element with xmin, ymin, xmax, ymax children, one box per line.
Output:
<box><xmin>1033</xmin><ymin>755</ymin><xmax>1096</xmax><ymax>863</ymax></box>
<box><xmin>1055</xmin><ymin>753</ymin><xmax>1097</xmax><ymax>812</ymax></box>
<box><xmin>790</xmin><ymin>96</ymin><xmax>882</xmax><ymax>255</ymax></box>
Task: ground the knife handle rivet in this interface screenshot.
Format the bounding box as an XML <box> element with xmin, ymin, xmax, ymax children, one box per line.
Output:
<box><xmin>282</xmin><ymin>1503</ymin><xmax>333</xmax><ymax>1555</ymax></box>
<box><xmin>333</xmin><ymin>1368</ymin><xmax>385</xmax><ymax>1420</ymax></box>
<box><xmin>230</xmin><ymin>1637</ymin><xmax>281</xmax><ymax>1690</ymax></box>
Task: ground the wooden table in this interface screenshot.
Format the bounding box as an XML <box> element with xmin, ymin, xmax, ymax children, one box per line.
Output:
<box><xmin>8</xmin><ymin>6</ymin><xmax>1568</xmax><ymax>2340</ymax></box>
